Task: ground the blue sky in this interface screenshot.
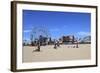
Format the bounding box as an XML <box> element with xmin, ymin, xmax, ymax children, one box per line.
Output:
<box><xmin>23</xmin><ymin>10</ymin><xmax>91</xmax><ymax>41</ymax></box>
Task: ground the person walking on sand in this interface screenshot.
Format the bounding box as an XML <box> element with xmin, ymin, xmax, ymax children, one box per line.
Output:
<box><xmin>54</xmin><ymin>39</ymin><xmax>58</xmax><ymax>49</ymax></box>
<box><xmin>76</xmin><ymin>40</ymin><xmax>79</xmax><ymax>48</ymax></box>
<box><xmin>33</xmin><ymin>39</ymin><xmax>41</xmax><ymax>52</ymax></box>
<box><xmin>57</xmin><ymin>40</ymin><xmax>60</xmax><ymax>47</ymax></box>
<box><xmin>37</xmin><ymin>40</ymin><xmax>41</xmax><ymax>51</ymax></box>
<box><xmin>36</xmin><ymin>35</ymin><xmax>42</xmax><ymax>51</ymax></box>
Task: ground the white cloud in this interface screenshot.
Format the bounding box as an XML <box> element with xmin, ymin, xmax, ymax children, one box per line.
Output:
<box><xmin>23</xmin><ymin>30</ymin><xmax>31</xmax><ymax>33</ymax></box>
<box><xmin>77</xmin><ymin>31</ymin><xmax>90</xmax><ymax>36</ymax></box>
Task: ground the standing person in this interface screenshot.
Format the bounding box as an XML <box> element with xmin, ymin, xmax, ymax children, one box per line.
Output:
<box><xmin>57</xmin><ymin>40</ymin><xmax>60</xmax><ymax>47</ymax></box>
<box><xmin>37</xmin><ymin>40</ymin><xmax>40</xmax><ymax>51</ymax></box>
<box><xmin>33</xmin><ymin>39</ymin><xmax>41</xmax><ymax>52</ymax></box>
<box><xmin>76</xmin><ymin>40</ymin><xmax>79</xmax><ymax>48</ymax></box>
<box><xmin>36</xmin><ymin>35</ymin><xmax>42</xmax><ymax>51</ymax></box>
<box><xmin>54</xmin><ymin>39</ymin><xmax>57</xmax><ymax>49</ymax></box>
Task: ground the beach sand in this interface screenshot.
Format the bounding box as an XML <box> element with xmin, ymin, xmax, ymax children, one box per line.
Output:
<box><xmin>22</xmin><ymin>44</ymin><xmax>91</xmax><ymax>63</ymax></box>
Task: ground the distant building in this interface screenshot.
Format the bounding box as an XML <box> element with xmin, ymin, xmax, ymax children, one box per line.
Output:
<box><xmin>62</xmin><ymin>35</ymin><xmax>75</xmax><ymax>44</ymax></box>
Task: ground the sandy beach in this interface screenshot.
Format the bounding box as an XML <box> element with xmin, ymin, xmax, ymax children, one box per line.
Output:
<box><xmin>22</xmin><ymin>44</ymin><xmax>91</xmax><ymax>63</ymax></box>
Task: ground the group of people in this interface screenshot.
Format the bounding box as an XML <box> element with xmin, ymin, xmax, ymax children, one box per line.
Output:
<box><xmin>33</xmin><ymin>39</ymin><xmax>60</xmax><ymax>52</ymax></box>
<box><xmin>33</xmin><ymin>39</ymin><xmax>78</xmax><ymax>52</ymax></box>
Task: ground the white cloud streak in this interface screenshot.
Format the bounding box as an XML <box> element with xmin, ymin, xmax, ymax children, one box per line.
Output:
<box><xmin>77</xmin><ymin>31</ymin><xmax>90</xmax><ymax>36</ymax></box>
<box><xmin>23</xmin><ymin>30</ymin><xmax>31</xmax><ymax>33</ymax></box>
